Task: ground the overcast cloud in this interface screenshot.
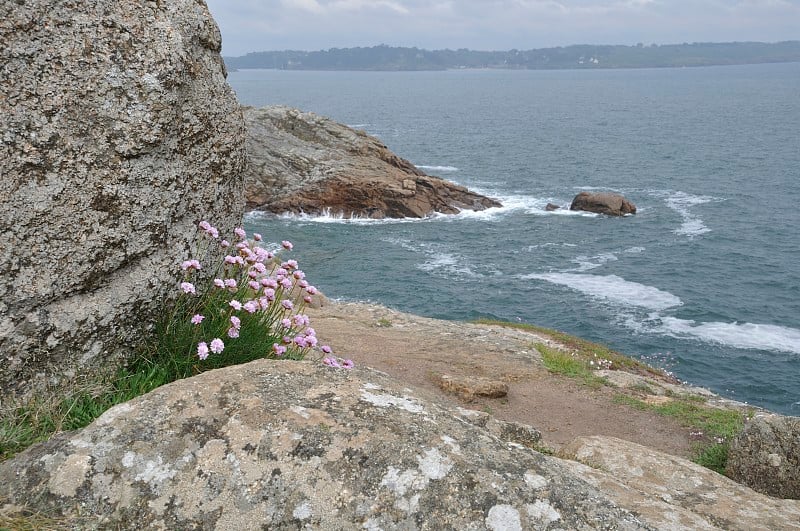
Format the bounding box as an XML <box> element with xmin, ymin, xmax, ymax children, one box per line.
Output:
<box><xmin>204</xmin><ymin>0</ymin><xmax>800</xmax><ymax>56</ymax></box>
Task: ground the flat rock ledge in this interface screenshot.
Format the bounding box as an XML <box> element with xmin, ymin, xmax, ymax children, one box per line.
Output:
<box><xmin>2</xmin><ymin>360</ymin><xmax>799</xmax><ymax>530</ymax></box>
<box><xmin>242</xmin><ymin>106</ymin><xmax>501</xmax><ymax>218</ymax></box>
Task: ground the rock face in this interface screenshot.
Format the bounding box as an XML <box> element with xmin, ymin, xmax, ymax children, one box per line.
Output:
<box><xmin>0</xmin><ymin>360</ymin><xmax>647</xmax><ymax>529</ymax></box>
<box><xmin>243</xmin><ymin>106</ymin><xmax>501</xmax><ymax>218</ymax></box>
<box><xmin>570</xmin><ymin>192</ymin><xmax>636</xmax><ymax>216</ymax></box>
<box><xmin>726</xmin><ymin>413</ymin><xmax>800</xmax><ymax>499</ymax></box>
<box><xmin>560</xmin><ymin>436</ymin><xmax>800</xmax><ymax>530</ymax></box>
<box><xmin>0</xmin><ymin>0</ymin><xmax>246</xmax><ymax>399</ymax></box>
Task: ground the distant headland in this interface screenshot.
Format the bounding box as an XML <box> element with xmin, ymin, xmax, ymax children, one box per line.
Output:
<box><xmin>224</xmin><ymin>41</ymin><xmax>800</xmax><ymax>71</ymax></box>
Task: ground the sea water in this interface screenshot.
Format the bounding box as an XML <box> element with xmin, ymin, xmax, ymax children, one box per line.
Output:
<box><xmin>228</xmin><ymin>63</ymin><xmax>800</xmax><ymax>415</ymax></box>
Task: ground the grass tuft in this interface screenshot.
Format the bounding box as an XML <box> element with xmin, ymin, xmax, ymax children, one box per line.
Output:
<box><xmin>534</xmin><ymin>343</ymin><xmax>608</xmax><ymax>389</ymax></box>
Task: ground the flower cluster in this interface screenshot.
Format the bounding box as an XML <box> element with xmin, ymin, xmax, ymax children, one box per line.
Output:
<box><xmin>177</xmin><ymin>220</ymin><xmax>353</xmax><ymax>369</ymax></box>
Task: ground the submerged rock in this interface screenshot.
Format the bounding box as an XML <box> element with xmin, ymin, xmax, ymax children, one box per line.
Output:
<box><xmin>726</xmin><ymin>413</ymin><xmax>800</xmax><ymax>499</ymax></box>
<box><xmin>0</xmin><ymin>0</ymin><xmax>245</xmax><ymax>399</ymax></box>
<box><xmin>243</xmin><ymin>106</ymin><xmax>501</xmax><ymax>218</ymax></box>
<box><xmin>570</xmin><ymin>192</ymin><xmax>636</xmax><ymax>216</ymax></box>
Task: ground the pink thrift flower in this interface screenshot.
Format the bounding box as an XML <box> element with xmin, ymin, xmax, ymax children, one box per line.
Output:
<box><xmin>263</xmin><ymin>288</ymin><xmax>276</xmax><ymax>300</ymax></box>
<box><xmin>229</xmin><ymin>300</ymin><xmax>242</xmax><ymax>311</ymax></box>
<box><xmin>298</xmin><ymin>279</ymin><xmax>309</xmax><ymax>288</ymax></box>
<box><xmin>253</xmin><ymin>262</ymin><xmax>267</xmax><ymax>274</ymax></box>
<box><xmin>293</xmin><ymin>314</ymin><xmax>309</xmax><ymax>327</ymax></box>
<box><xmin>281</xmin><ymin>300</ymin><xmax>293</xmax><ymax>311</ymax></box>
<box><xmin>293</xmin><ymin>270</ymin><xmax>305</xmax><ymax>280</ymax></box>
<box><xmin>230</xmin><ymin>315</ymin><xmax>241</xmax><ymax>329</ymax></box>
<box><xmin>199</xmin><ymin>221</ymin><xmax>212</xmax><ymax>231</ymax></box>
<box><xmin>283</xmin><ymin>336</ymin><xmax>293</xmax><ymax>344</ymax></box>
<box><xmin>210</xmin><ymin>338</ymin><xmax>224</xmax><ymax>354</ymax></box>
<box><xmin>262</xmin><ymin>278</ymin><xmax>278</xmax><ymax>289</ymax></box>
<box><xmin>210</xmin><ymin>227</ymin><xmax>219</xmax><ymax>238</ymax></box>
<box><xmin>220</xmin><ymin>239</ymin><xmax>231</xmax><ymax>248</ymax></box>
<box><xmin>234</xmin><ymin>227</ymin><xmax>247</xmax><ymax>240</ymax></box>
<box><xmin>281</xmin><ymin>240</ymin><xmax>293</xmax><ymax>250</ymax></box>
<box><xmin>273</xmin><ymin>344</ymin><xmax>287</xmax><ymax>356</ymax></box>
<box><xmin>180</xmin><ymin>282</ymin><xmax>196</xmax><ymax>295</ymax></box>
<box><xmin>305</xmin><ymin>286</ymin><xmax>318</xmax><ymax>295</ymax></box>
<box><xmin>303</xmin><ymin>295</ymin><xmax>313</xmax><ymax>304</ymax></box>
<box><xmin>281</xmin><ymin>318</ymin><xmax>292</xmax><ymax>328</ymax></box>
<box><xmin>248</xmin><ymin>270</ymin><xmax>259</xmax><ymax>279</ymax></box>
<box><xmin>321</xmin><ymin>345</ymin><xmax>332</xmax><ymax>354</ymax></box>
<box><xmin>258</xmin><ymin>297</ymin><xmax>270</xmax><ymax>310</ymax></box>
<box><xmin>305</xmin><ymin>327</ymin><xmax>315</xmax><ymax>336</ymax></box>
<box><xmin>341</xmin><ymin>359</ymin><xmax>355</xmax><ymax>370</ymax></box>
<box><xmin>255</xmin><ymin>247</ymin><xmax>270</xmax><ymax>262</ymax></box>
<box><xmin>248</xmin><ymin>280</ymin><xmax>260</xmax><ymax>291</ymax></box>
<box><xmin>191</xmin><ymin>314</ymin><xmax>205</xmax><ymax>325</ymax></box>
<box><xmin>227</xmin><ymin>327</ymin><xmax>240</xmax><ymax>339</ymax></box>
<box><xmin>286</xmin><ymin>259</ymin><xmax>299</xmax><ymax>270</ymax></box>
<box><xmin>197</xmin><ymin>342</ymin><xmax>209</xmax><ymax>360</ymax></box>
<box><xmin>213</xmin><ymin>278</ymin><xmax>225</xmax><ymax>289</ymax></box>
<box><xmin>253</xmin><ymin>232</ymin><xmax>263</xmax><ymax>241</ymax></box>
<box><xmin>224</xmin><ymin>279</ymin><xmax>237</xmax><ymax>289</ymax></box>
<box><xmin>294</xmin><ymin>336</ymin><xmax>307</xmax><ymax>348</ymax></box>
<box><xmin>306</xmin><ymin>335</ymin><xmax>318</xmax><ymax>347</ymax></box>
<box><xmin>243</xmin><ymin>300</ymin><xmax>259</xmax><ymax>313</ymax></box>
<box><xmin>236</xmin><ymin>241</ymin><xmax>249</xmax><ymax>250</ymax></box>
<box><xmin>275</xmin><ymin>268</ymin><xmax>288</xmax><ymax>278</ymax></box>
<box><xmin>280</xmin><ymin>278</ymin><xmax>293</xmax><ymax>290</ymax></box>
<box><xmin>181</xmin><ymin>259</ymin><xmax>202</xmax><ymax>271</ymax></box>
<box><xmin>322</xmin><ymin>357</ymin><xmax>341</xmax><ymax>368</ymax></box>
<box><xmin>224</xmin><ymin>255</ymin><xmax>238</xmax><ymax>265</ymax></box>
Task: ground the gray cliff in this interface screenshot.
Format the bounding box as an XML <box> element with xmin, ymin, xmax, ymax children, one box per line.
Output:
<box><xmin>0</xmin><ymin>0</ymin><xmax>246</xmax><ymax>399</ymax></box>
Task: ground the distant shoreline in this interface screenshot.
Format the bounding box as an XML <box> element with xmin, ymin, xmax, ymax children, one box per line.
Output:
<box><xmin>224</xmin><ymin>41</ymin><xmax>800</xmax><ymax>72</ymax></box>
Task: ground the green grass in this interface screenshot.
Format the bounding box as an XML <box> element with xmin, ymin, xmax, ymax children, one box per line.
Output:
<box><xmin>1</xmin><ymin>290</ymin><xmax>294</xmax><ymax>462</ymax></box>
<box><xmin>534</xmin><ymin>343</ymin><xmax>608</xmax><ymax>389</ymax></box>
<box><xmin>474</xmin><ymin>318</ymin><xmax>668</xmax><ymax>379</ymax></box>
<box><xmin>612</xmin><ymin>394</ymin><xmax>745</xmax><ymax>474</ymax></box>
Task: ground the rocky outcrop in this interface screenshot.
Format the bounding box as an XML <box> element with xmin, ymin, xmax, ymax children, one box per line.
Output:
<box><xmin>560</xmin><ymin>436</ymin><xmax>800</xmax><ymax>530</ymax></box>
<box><xmin>243</xmin><ymin>106</ymin><xmax>501</xmax><ymax>218</ymax></box>
<box><xmin>570</xmin><ymin>192</ymin><xmax>637</xmax><ymax>216</ymax></box>
<box><xmin>0</xmin><ymin>360</ymin><xmax>646</xmax><ymax>529</ymax></box>
<box><xmin>0</xmin><ymin>0</ymin><xmax>246</xmax><ymax>399</ymax></box>
<box><xmin>726</xmin><ymin>413</ymin><xmax>800</xmax><ymax>499</ymax></box>
<box><xmin>4</xmin><ymin>360</ymin><xmax>799</xmax><ymax>529</ymax></box>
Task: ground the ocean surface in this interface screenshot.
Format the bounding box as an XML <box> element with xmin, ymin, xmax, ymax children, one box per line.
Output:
<box><xmin>228</xmin><ymin>63</ymin><xmax>800</xmax><ymax>415</ymax></box>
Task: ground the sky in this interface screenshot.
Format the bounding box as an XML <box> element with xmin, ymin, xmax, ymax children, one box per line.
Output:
<box><xmin>204</xmin><ymin>0</ymin><xmax>800</xmax><ymax>57</ymax></box>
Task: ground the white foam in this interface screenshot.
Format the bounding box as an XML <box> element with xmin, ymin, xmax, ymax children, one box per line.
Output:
<box><xmin>662</xmin><ymin>191</ymin><xmax>719</xmax><ymax>237</ymax></box>
<box><xmin>623</xmin><ymin>247</ymin><xmax>646</xmax><ymax>254</ymax></box>
<box><xmin>418</xmin><ymin>252</ymin><xmax>482</xmax><ymax>279</ymax></box>
<box><xmin>567</xmin><ymin>253</ymin><xmax>618</xmax><ymax>272</ymax></box>
<box><xmin>346</xmin><ymin>123</ymin><xmax>369</xmax><ymax>128</ymax></box>
<box><xmin>658</xmin><ymin>317</ymin><xmax>800</xmax><ymax>355</ymax></box>
<box><xmin>525</xmin><ymin>273</ymin><xmax>683</xmax><ymax>311</ymax></box>
<box><xmin>417</xmin><ymin>165</ymin><xmax>459</xmax><ymax>172</ymax></box>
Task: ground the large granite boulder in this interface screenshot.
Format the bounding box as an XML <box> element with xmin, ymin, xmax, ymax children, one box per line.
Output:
<box><xmin>0</xmin><ymin>0</ymin><xmax>246</xmax><ymax>400</ymax></box>
<box><xmin>570</xmin><ymin>192</ymin><xmax>637</xmax><ymax>216</ymax></box>
<box><xmin>243</xmin><ymin>106</ymin><xmax>501</xmax><ymax>218</ymax></box>
<box><xmin>4</xmin><ymin>360</ymin><xmax>800</xmax><ymax>529</ymax></box>
<box><xmin>0</xmin><ymin>360</ymin><xmax>647</xmax><ymax>529</ymax></box>
<box><xmin>560</xmin><ymin>436</ymin><xmax>800</xmax><ymax>530</ymax></box>
<box><xmin>726</xmin><ymin>413</ymin><xmax>800</xmax><ymax>499</ymax></box>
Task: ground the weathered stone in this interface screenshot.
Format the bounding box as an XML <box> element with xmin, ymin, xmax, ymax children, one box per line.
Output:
<box><xmin>242</xmin><ymin>106</ymin><xmax>501</xmax><ymax>218</ymax></box>
<box><xmin>0</xmin><ymin>0</ymin><xmax>246</xmax><ymax>400</ymax></box>
<box><xmin>434</xmin><ymin>373</ymin><xmax>509</xmax><ymax>399</ymax></box>
<box><xmin>570</xmin><ymin>192</ymin><xmax>636</xmax><ymax>216</ymax></box>
<box><xmin>545</xmin><ymin>203</ymin><xmax>561</xmax><ymax>211</ymax></box>
<box><xmin>560</xmin><ymin>435</ymin><xmax>800</xmax><ymax>530</ymax></box>
<box><xmin>0</xmin><ymin>360</ymin><xmax>648</xmax><ymax>529</ymax></box>
<box><xmin>727</xmin><ymin>413</ymin><xmax>800</xmax><ymax>499</ymax></box>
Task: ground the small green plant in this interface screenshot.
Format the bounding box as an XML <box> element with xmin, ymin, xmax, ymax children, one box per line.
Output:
<box><xmin>1</xmin><ymin>221</ymin><xmax>354</xmax><ymax>462</ymax></box>
<box><xmin>474</xmin><ymin>319</ymin><xmax>668</xmax><ymax>379</ymax></box>
<box><xmin>612</xmin><ymin>394</ymin><xmax>744</xmax><ymax>474</ymax></box>
<box><xmin>534</xmin><ymin>343</ymin><xmax>607</xmax><ymax>389</ymax></box>
<box><xmin>375</xmin><ymin>317</ymin><xmax>392</xmax><ymax>328</ymax></box>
